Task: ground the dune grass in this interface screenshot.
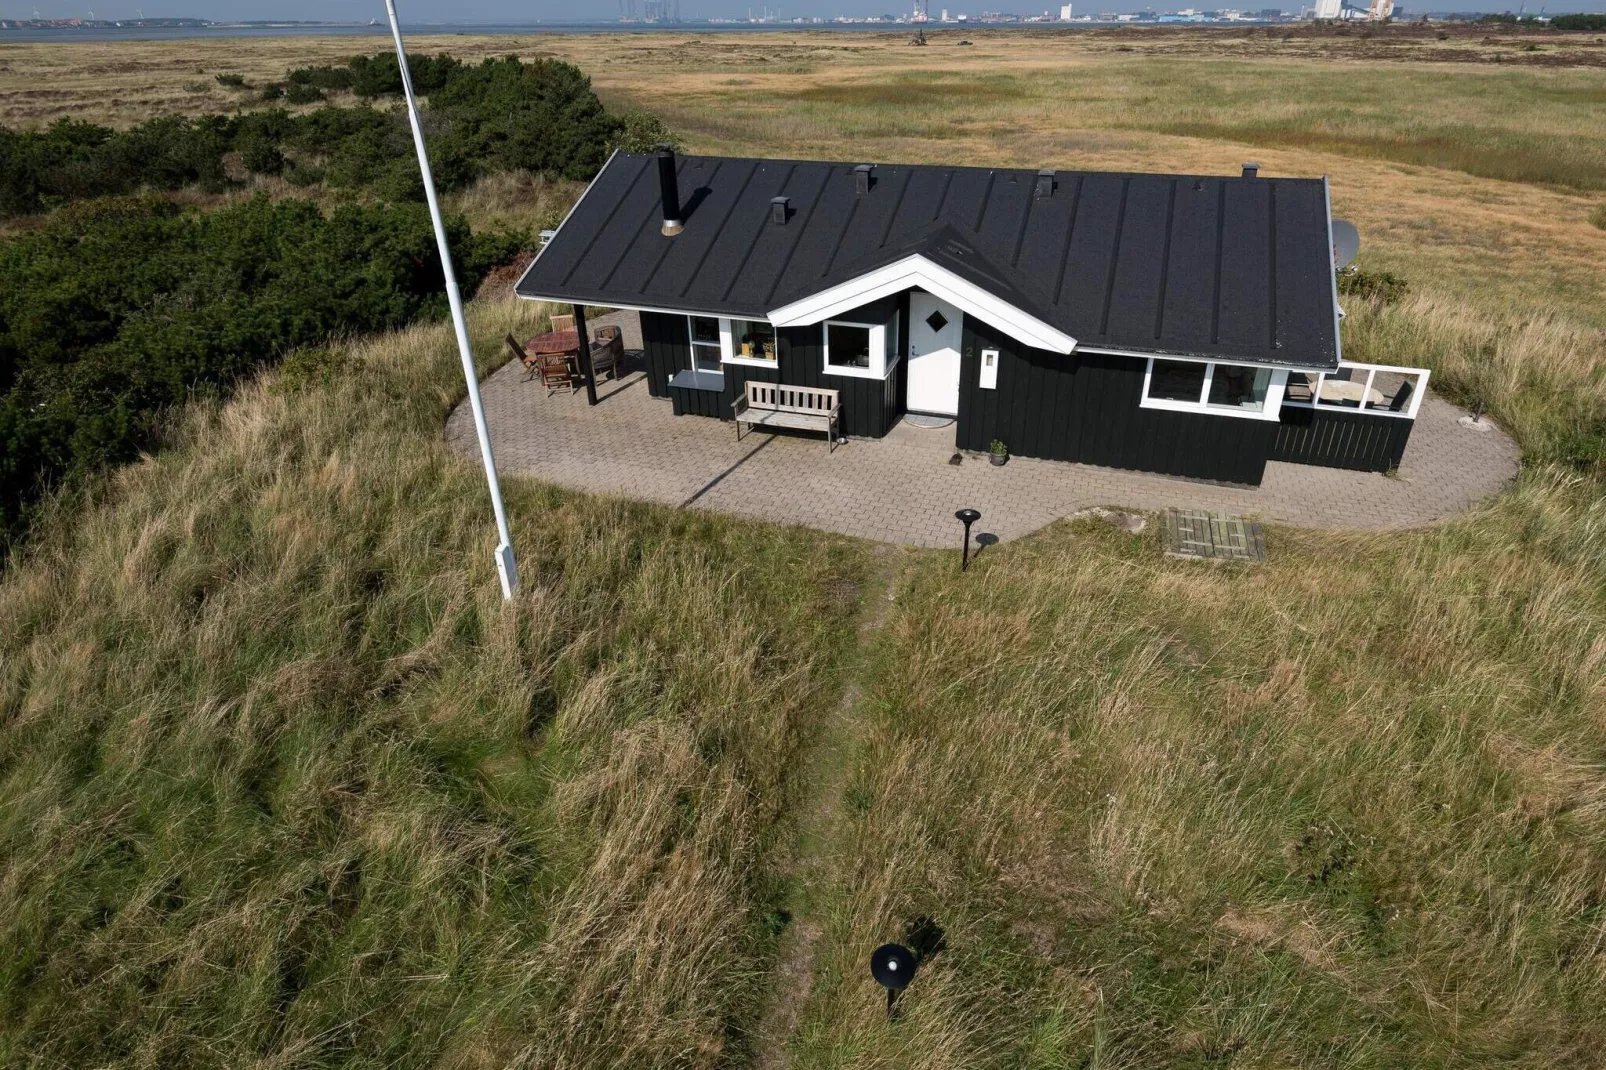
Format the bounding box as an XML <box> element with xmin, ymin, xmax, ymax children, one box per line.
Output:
<box><xmin>784</xmin><ymin>472</ymin><xmax>1606</xmax><ymax>1068</ymax></box>
<box><xmin>0</xmin><ymin>298</ymin><xmax>871</xmax><ymax>1068</ymax></box>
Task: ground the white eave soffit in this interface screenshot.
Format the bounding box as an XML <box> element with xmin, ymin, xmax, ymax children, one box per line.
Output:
<box><xmin>766</xmin><ymin>254</ymin><xmax>1077</xmax><ymax>355</ymax></box>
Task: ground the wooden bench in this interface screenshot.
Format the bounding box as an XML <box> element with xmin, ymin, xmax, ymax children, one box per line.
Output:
<box><xmin>732</xmin><ymin>381</ymin><xmax>840</xmax><ymax>452</ymax></box>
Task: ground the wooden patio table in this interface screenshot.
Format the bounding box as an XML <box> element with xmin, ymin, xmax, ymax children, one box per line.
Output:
<box><xmin>525</xmin><ymin>330</ymin><xmax>581</xmax><ymax>356</ymax></box>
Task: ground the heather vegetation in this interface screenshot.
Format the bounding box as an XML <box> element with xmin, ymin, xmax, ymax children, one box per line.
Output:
<box><xmin>0</xmin><ymin>55</ymin><xmax>670</xmax><ymax>217</ymax></box>
<box><xmin>0</xmin><ymin>53</ymin><xmax>664</xmax><ymax>548</ymax></box>
<box><xmin>0</xmin><ymin>196</ymin><xmax>519</xmax><ymax>545</ymax></box>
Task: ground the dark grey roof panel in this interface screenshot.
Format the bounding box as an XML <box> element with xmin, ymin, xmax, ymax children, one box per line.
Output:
<box><xmin>1157</xmin><ymin>179</ymin><xmax>1223</xmax><ymax>354</ymax></box>
<box><xmin>1102</xmin><ymin>175</ymin><xmax>1174</xmax><ymax>345</ymax></box>
<box><xmin>1217</xmin><ymin>179</ymin><xmax>1274</xmax><ymax>354</ymax></box>
<box><xmin>516</xmin><ymin>152</ymin><xmax>1340</xmax><ymax>369</ymax></box>
<box><xmin>1056</xmin><ymin>172</ymin><xmax>1127</xmax><ymax>333</ymax></box>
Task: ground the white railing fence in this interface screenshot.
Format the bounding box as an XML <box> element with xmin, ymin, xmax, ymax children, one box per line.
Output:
<box><xmin>1282</xmin><ymin>361</ymin><xmax>1430</xmax><ymax>420</ymax></box>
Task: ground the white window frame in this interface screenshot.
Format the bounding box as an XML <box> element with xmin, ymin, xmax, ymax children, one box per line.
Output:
<box><xmin>686</xmin><ymin>314</ymin><xmax>724</xmax><ymax>375</ymax></box>
<box><xmin>822</xmin><ymin>316</ymin><xmax>898</xmax><ymax>380</ymax></box>
<box><xmin>1282</xmin><ymin>361</ymin><xmax>1429</xmax><ymax>421</ymax></box>
<box><xmin>722</xmin><ymin>317</ymin><xmax>778</xmax><ymax>368</ymax></box>
<box><xmin>1139</xmin><ymin>357</ymin><xmax>1289</xmax><ymax>423</ymax></box>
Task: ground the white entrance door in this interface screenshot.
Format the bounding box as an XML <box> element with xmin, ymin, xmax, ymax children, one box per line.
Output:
<box><xmin>906</xmin><ymin>293</ymin><xmax>964</xmax><ymax>416</ymax></box>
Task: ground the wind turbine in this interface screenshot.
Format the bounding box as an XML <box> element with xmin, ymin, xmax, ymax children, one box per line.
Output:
<box><xmin>382</xmin><ymin>0</ymin><xmax>520</xmax><ymax>601</ymax></box>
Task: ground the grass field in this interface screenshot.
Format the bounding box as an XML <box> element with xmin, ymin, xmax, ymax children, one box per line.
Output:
<box><xmin>2</xmin><ymin>27</ymin><xmax>1605</xmax><ymax>1069</ymax></box>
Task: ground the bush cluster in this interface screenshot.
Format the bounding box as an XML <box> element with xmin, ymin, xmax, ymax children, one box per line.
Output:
<box><xmin>1550</xmin><ymin>13</ymin><xmax>1606</xmax><ymax>30</ymax></box>
<box><xmin>0</xmin><ymin>55</ymin><xmax>673</xmax><ymax>218</ymax></box>
<box><xmin>0</xmin><ymin>196</ymin><xmax>521</xmax><ymax>544</ymax></box>
<box><xmin>1338</xmin><ymin>266</ymin><xmax>1409</xmax><ymax>306</ymax></box>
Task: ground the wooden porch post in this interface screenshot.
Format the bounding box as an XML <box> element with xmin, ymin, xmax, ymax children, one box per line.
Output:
<box><xmin>571</xmin><ymin>303</ymin><xmax>599</xmax><ymax>406</ymax></box>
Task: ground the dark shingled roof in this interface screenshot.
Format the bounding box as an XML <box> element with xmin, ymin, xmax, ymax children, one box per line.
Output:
<box><xmin>516</xmin><ymin>152</ymin><xmax>1341</xmax><ymax>370</ymax></box>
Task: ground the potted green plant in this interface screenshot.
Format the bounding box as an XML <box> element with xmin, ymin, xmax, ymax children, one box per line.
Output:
<box><xmin>989</xmin><ymin>439</ymin><xmax>1008</xmax><ymax>466</ymax></box>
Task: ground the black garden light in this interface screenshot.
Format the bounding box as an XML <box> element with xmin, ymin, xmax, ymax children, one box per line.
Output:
<box><xmin>870</xmin><ymin>942</ymin><xmax>918</xmax><ymax>1018</ymax></box>
<box><xmin>955</xmin><ymin>508</ymin><xmax>981</xmax><ymax>572</ymax></box>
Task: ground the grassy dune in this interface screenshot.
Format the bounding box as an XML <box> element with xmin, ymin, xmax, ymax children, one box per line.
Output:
<box><xmin>3</xmin><ymin>27</ymin><xmax>1606</xmax><ymax>1070</ymax></box>
<box><xmin>0</xmin><ymin>299</ymin><xmax>870</xmax><ymax>1067</ymax></box>
<box><xmin>787</xmin><ymin>475</ymin><xmax>1606</xmax><ymax>1068</ymax></box>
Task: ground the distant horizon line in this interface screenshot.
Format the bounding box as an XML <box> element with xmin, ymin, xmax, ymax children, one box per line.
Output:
<box><xmin>4</xmin><ymin>10</ymin><xmax>1597</xmax><ymax>25</ymax></box>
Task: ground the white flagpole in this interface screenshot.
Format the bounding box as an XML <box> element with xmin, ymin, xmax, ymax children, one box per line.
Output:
<box><xmin>383</xmin><ymin>0</ymin><xmax>519</xmax><ymax>600</ymax></box>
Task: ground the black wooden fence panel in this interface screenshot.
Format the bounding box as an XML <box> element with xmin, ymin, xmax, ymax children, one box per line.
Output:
<box><xmin>1271</xmin><ymin>406</ymin><xmax>1414</xmax><ymax>472</ymax></box>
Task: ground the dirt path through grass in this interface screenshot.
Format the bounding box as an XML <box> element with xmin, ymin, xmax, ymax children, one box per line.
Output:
<box><xmin>752</xmin><ymin>543</ymin><xmax>910</xmax><ymax>1069</ymax></box>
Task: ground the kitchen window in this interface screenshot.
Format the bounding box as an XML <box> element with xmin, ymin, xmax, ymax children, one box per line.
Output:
<box><xmin>728</xmin><ymin>318</ymin><xmax>777</xmax><ymax>365</ymax></box>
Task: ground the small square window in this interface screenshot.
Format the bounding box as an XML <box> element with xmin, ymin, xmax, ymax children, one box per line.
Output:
<box><xmin>826</xmin><ymin>324</ymin><xmax>872</xmax><ymax>368</ymax></box>
<box><xmin>925</xmin><ymin>310</ymin><xmax>948</xmax><ymax>333</ymax></box>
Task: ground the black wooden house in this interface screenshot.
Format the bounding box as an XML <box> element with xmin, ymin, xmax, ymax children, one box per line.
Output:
<box><xmin>515</xmin><ymin>149</ymin><xmax>1428</xmax><ymax>486</ymax></box>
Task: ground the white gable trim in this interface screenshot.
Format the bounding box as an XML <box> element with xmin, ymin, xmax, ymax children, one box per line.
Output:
<box><xmin>766</xmin><ymin>254</ymin><xmax>1077</xmax><ymax>355</ymax></box>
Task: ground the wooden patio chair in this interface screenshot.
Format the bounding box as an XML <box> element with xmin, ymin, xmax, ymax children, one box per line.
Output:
<box><xmin>589</xmin><ymin>325</ymin><xmax>624</xmax><ymax>380</ymax></box>
<box><xmin>536</xmin><ymin>351</ymin><xmax>578</xmax><ymax>396</ymax></box>
<box><xmin>505</xmin><ymin>333</ymin><xmax>541</xmax><ymax>381</ymax></box>
<box><xmin>549</xmin><ymin>313</ymin><xmax>576</xmax><ymax>334</ymax></box>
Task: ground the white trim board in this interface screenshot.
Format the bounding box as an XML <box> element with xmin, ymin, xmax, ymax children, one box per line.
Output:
<box><xmin>767</xmin><ymin>254</ymin><xmax>1077</xmax><ymax>355</ymax></box>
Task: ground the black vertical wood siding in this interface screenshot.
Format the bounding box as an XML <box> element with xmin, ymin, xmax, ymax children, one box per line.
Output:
<box><xmin>641</xmin><ymin>311</ymin><xmax>689</xmax><ymax>398</ymax></box>
<box><xmin>1271</xmin><ymin>406</ymin><xmax>1414</xmax><ymax>472</ymax></box>
<box><xmin>640</xmin><ymin>315</ymin><xmax>898</xmax><ymax>436</ymax></box>
<box><xmin>774</xmin><ymin>326</ymin><xmax>898</xmax><ymax>438</ymax></box>
<box><xmin>956</xmin><ymin>318</ymin><xmax>1277</xmax><ymax>485</ymax></box>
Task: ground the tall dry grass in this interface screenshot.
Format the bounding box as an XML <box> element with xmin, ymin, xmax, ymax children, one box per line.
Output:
<box><xmin>784</xmin><ymin>473</ymin><xmax>1606</xmax><ymax>1067</ymax></box>
<box><xmin>1342</xmin><ymin>290</ymin><xmax>1606</xmax><ymax>473</ymax></box>
<box><xmin>0</xmin><ymin>297</ymin><xmax>870</xmax><ymax>1068</ymax></box>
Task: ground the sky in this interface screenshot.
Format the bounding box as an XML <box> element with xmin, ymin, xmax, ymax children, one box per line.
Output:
<box><xmin>9</xmin><ymin>0</ymin><xmax>1588</xmax><ymax>22</ymax></box>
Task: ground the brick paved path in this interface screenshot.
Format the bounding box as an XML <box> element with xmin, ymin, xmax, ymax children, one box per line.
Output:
<box><xmin>451</xmin><ymin>314</ymin><xmax>1520</xmax><ymax>548</ymax></box>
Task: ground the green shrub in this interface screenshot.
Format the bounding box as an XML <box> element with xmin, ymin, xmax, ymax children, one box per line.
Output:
<box><xmin>236</xmin><ymin>133</ymin><xmax>284</xmax><ymax>175</ymax></box>
<box><xmin>0</xmin><ymin>195</ymin><xmax>523</xmax><ymax>545</ymax></box>
<box><xmin>287</xmin><ymin>63</ymin><xmax>356</xmax><ymax>91</ymax></box>
<box><xmin>1551</xmin><ymin>12</ymin><xmax>1606</xmax><ymax>30</ymax></box>
<box><xmin>214</xmin><ymin>72</ymin><xmax>248</xmax><ymax>88</ymax></box>
<box><xmin>1338</xmin><ymin>266</ymin><xmax>1409</xmax><ymax>306</ymax></box>
<box><xmin>259</xmin><ymin>83</ymin><xmax>284</xmax><ymax>101</ymax></box>
<box><xmin>0</xmin><ymin>57</ymin><xmax>648</xmax><ymax>217</ymax></box>
<box><xmin>1590</xmin><ymin>204</ymin><xmax>1606</xmax><ymax>231</ymax></box>
<box><xmin>284</xmin><ymin>82</ymin><xmax>325</xmax><ymax>105</ymax></box>
<box><xmin>611</xmin><ymin>108</ymin><xmax>678</xmax><ymax>155</ymax></box>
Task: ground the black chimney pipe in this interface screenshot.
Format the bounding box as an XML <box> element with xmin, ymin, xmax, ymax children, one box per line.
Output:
<box><xmin>657</xmin><ymin>145</ymin><xmax>683</xmax><ymax>237</ymax></box>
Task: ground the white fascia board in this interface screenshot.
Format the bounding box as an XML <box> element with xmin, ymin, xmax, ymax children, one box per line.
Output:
<box><xmin>1323</xmin><ymin>175</ymin><xmax>1345</xmax><ymax>365</ymax></box>
<box><xmin>1078</xmin><ymin>344</ymin><xmax>1335</xmax><ymax>373</ymax></box>
<box><xmin>767</xmin><ymin>254</ymin><xmax>1077</xmax><ymax>355</ymax></box>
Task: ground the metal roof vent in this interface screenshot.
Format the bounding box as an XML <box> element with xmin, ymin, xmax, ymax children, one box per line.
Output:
<box><xmin>1035</xmin><ymin>168</ymin><xmax>1055</xmax><ymax>199</ymax></box>
<box><xmin>1241</xmin><ymin>161</ymin><xmax>1260</xmax><ymax>179</ymax></box>
<box><xmin>657</xmin><ymin>145</ymin><xmax>683</xmax><ymax>237</ymax></box>
<box><xmin>770</xmin><ymin>196</ymin><xmax>790</xmax><ymax>225</ymax></box>
<box><xmin>853</xmin><ymin>163</ymin><xmax>874</xmax><ymax>195</ymax></box>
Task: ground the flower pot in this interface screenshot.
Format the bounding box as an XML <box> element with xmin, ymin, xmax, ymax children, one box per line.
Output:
<box><xmin>989</xmin><ymin>451</ymin><xmax>1008</xmax><ymax>467</ymax></box>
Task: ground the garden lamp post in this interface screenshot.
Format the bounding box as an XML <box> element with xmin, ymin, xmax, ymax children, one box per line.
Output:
<box><xmin>955</xmin><ymin>508</ymin><xmax>981</xmax><ymax>572</ymax></box>
<box><xmin>384</xmin><ymin>0</ymin><xmax>519</xmax><ymax>601</ymax></box>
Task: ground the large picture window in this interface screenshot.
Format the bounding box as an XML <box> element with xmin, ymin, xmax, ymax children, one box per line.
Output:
<box><xmin>1140</xmin><ymin>358</ymin><xmax>1284</xmax><ymax>421</ymax></box>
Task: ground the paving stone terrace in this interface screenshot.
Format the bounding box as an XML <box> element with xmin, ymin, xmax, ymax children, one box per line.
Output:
<box><xmin>450</xmin><ymin>315</ymin><xmax>1520</xmax><ymax>549</ymax></box>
